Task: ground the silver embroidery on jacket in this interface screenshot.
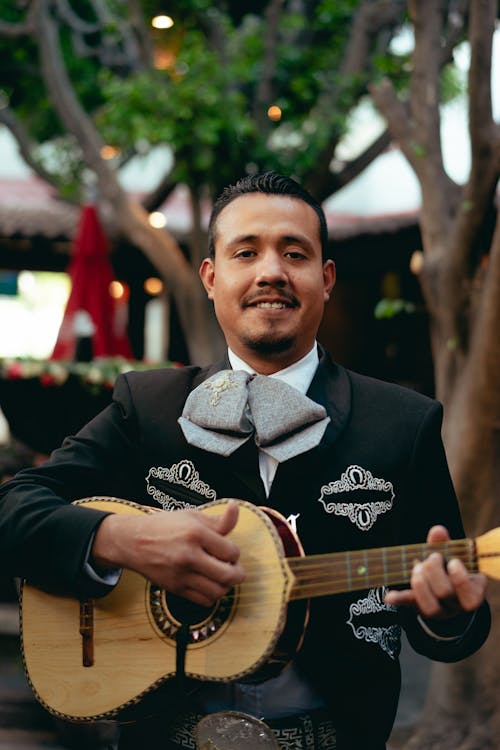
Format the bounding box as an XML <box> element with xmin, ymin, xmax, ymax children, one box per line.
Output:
<box><xmin>318</xmin><ymin>464</ymin><xmax>394</xmax><ymax>531</ymax></box>
<box><xmin>347</xmin><ymin>587</ymin><xmax>400</xmax><ymax>659</ymax></box>
<box><xmin>146</xmin><ymin>459</ymin><xmax>216</xmax><ymax>510</ymax></box>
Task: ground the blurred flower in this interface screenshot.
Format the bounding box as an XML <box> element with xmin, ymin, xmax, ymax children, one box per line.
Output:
<box><xmin>0</xmin><ymin>357</ymin><xmax>182</xmax><ymax>392</ymax></box>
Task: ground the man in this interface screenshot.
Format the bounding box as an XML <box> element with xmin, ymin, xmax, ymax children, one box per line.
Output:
<box><xmin>0</xmin><ymin>172</ymin><xmax>489</xmax><ymax>750</ymax></box>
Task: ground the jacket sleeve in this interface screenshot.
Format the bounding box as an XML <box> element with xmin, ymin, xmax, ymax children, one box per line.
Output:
<box><xmin>0</xmin><ymin>374</ymin><xmax>139</xmax><ymax>597</ymax></box>
<box><xmin>398</xmin><ymin>400</ymin><xmax>490</xmax><ymax>661</ymax></box>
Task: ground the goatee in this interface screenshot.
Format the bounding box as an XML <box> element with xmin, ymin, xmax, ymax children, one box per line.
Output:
<box><xmin>240</xmin><ymin>335</ymin><xmax>295</xmax><ymax>355</ymax></box>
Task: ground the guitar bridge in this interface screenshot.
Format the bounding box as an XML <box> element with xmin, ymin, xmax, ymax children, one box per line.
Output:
<box><xmin>79</xmin><ymin>599</ymin><xmax>94</xmax><ymax>667</ymax></box>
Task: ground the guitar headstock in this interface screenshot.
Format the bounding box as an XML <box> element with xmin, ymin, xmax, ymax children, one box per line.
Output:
<box><xmin>475</xmin><ymin>528</ymin><xmax>500</xmax><ymax>580</ymax></box>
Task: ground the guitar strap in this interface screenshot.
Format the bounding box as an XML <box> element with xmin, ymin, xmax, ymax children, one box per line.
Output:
<box><xmin>175</xmin><ymin>622</ymin><xmax>190</xmax><ymax>694</ymax></box>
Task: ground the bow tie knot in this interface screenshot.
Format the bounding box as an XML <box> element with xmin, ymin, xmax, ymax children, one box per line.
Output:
<box><xmin>178</xmin><ymin>369</ymin><xmax>330</xmax><ymax>463</ymax></box>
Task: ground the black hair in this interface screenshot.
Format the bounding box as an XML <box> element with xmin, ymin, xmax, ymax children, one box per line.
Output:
<box><xmin>207</xmin><ymin>171</ymin><xmax>329</xmax><ymax>261</ymax></box>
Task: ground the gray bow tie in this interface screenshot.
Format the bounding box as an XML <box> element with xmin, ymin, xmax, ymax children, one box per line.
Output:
<box><xmin>178</xmin><ymin>369</ymin><xmax>330</xmax><ymax>462</ymax></box>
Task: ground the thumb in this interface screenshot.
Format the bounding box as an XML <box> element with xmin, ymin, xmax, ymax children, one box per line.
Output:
<box><xmin>212</xmin><ymin>499</ymin><xmax>240</xmax><ymax>536</ymax></box>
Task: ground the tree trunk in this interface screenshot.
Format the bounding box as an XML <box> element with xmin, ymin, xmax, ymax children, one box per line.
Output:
<box><xmin>400</xmin><ymin>215</ymin><xmax>500</xmax><ymax>750</ymax></box>
<box><xmin>113</xmin><ymin>196</ymin><xmax>225</xmax><ymax>365</ymax></box>
<box><xmin>369</xmin><ymin>2</ymin><xmax>500</xmax><ymax>747</ymax></box>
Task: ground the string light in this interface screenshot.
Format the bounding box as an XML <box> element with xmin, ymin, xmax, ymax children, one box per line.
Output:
<box><xmin>267</xmin><ymin>105</ymin><xmax>282</xmax><ymax>122</ymax></box>
<box><xmin>152</xmin><ymin>15</ymin><xmax>174</xmax><ymax>29</ymax></box>
<box><xmin>144</xmin><ymin>277</ymin><xmax>164</xmax><ymax>296</ymax></box>
<box><xmin>100</xmin><ymin>145</ymin><xmax>120</xmax><ymax>160</ymax></box>
<box><xmin>109</xmin><ymin>281</ymin><xmax>126</xmax><ymax>300</ymax></box>
<box><xmin>410</xmin><ymin>250</ymin><xmax>424</xmax><ymax>275</ymax></box>
<box><xmin>148</xmin><ymin>212</ymin><xmax>167</xmax><ymax>229</ymax></box>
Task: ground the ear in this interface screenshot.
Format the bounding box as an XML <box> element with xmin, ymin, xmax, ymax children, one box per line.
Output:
<box><xmin>323</xmin><ymin>259</ymin><xmax>336</xmax><ymax>301</ymax></box>
<box><xmin>199</xmin><ymin>257</ymin><xmax>215</xmax><ymax>300</ymax></box>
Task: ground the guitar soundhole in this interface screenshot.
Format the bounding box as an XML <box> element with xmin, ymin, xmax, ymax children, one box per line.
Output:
<box><xmin>148</xmin><ymin>584</ymin><xmax>236</xmax><ymax>643</ymax></box>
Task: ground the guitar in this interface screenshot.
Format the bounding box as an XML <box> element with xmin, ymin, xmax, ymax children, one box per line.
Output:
<box><xmin>20</xmin><ymin>497</ymin><xmax>499</xmax><ymax>723</ymax></box>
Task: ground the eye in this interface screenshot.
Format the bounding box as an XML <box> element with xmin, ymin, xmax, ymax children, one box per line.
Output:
<box><xmin>285</xmin><ymin>249</ymin><xmax>307</xmax><ymax>260</ymax></box>
<box><xmin>234</xmin><ymin>248</ymin><xmax>256</xmax><ymax>259</ymax></box>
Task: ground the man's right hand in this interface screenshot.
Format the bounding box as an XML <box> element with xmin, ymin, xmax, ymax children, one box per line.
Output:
<box><xmin>91</xmin><ymin>501</ymin><xmax>244</xmax><ymax>607</ymax></box>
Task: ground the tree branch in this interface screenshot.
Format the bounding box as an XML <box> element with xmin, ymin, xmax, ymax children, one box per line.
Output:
<box><xmin>371</xmin><ymin>0</ymin><xmax>467</xmax><ymax>253</ymax></box>
<box><xmin>32</xmin><ymin>0</ymin><xmax>119</xmax><ymax>200</ymax></box>
<box><xmin>54</xmin><ymin>0</ymin><xmax>146</xmax><ymax>72</ymax></box>
<box><xmin>307</xmin><ymin>128</ymin><xmax>392</xmax><ymax>200</ymax></box>
<box><xmin>141</xmin><ymin>173</ymin><xmax>177</xmax><ymax>213</ymax></box>
<box><xmin>341</xmin><ymin>0</ymin><xmax>406</xmax><ymax>75</ymax></box>
<box><xmin>54</xmin><ymin>0</ymin><xmax>101</xmax><ymax>34</ymax></box>
<box><xmin>0</xmin><ymin>3</ymin><xmax>35</xmax><ymax>37</ymax></box>
<box><xmin>0</xmin><ymin>106</ymin><xmax>66</xmax><ymax>194</ymax></box>
<box><xmin>304</xmin><ymin>0</ymin><xmax>406</xmax><ymax>199</ymax></box>
<box><xmin>466</xmin><ymin>0</ymin><xmax>497</xmax><ymax>195</ymax></box>
<box><xmin>440</xmin><ymin>0</ymin><xmax>500</xmax><ymax>343</ymax></box>
<box><xmin>127</xmin><ymin>0</ymin><xmax>154</xmax><ymax>69</ymax></box>
<box><xmin>406</xmin><ymin>0</ymin><xmax>448</xmax><ymax>205</ymax></box>
<box><xmin>444</xmin><ymin>0</ymin><xmax>499</xmax><ymax>273</ymax></box>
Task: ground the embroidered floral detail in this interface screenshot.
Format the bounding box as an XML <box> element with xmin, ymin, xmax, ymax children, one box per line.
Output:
<box><xmin>145</xmin><ymin>459</ymin><xmax>216</xmax><ymax>510</ymax></box>
<box><xmin>318</xmin><ymin>465</ymin><xmax>395</xmax><ymax>531</ymax></box>
<box><xmin>347</xmin><ymin>587</ymin><xmax>401</xmax><ymax>660</ymax></box>
<box><xmin>203</xmin><ymin>371</ymin><xmax>239</xmax><ymax>406</ymax></box>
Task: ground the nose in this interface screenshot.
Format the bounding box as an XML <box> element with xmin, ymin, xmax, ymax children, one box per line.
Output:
<box><xmin>255</xmin><ymin>250</ymin><xmax>287</xmax><ymax>287</ymax></box>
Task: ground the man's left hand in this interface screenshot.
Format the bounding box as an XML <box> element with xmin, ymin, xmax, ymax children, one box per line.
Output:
<box><xmin>385</xmin><ymin>525</ymin><xmax>488</xmax><ymax>620</ymax></box>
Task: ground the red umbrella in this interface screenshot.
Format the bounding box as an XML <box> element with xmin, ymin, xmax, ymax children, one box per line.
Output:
<box><xmin>52</xmin><ymin>205</ymin><xmax>133</xmax><ymax>360</ymax></box>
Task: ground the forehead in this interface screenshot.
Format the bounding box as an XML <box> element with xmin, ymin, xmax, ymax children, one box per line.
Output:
<box><xmin>213</xmin><ymin>193</ymin><xmax>322</xmax><ymax>249</ymax></box>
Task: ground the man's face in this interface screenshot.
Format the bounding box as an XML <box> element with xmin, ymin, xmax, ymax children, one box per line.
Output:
<box><xmin>199</xmin><ymin>193</ymin><xmax>336</xmax><ymax>373</ymax></box>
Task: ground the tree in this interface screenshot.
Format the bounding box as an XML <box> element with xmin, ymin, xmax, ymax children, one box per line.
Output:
<box><xmin>0</xmin><ymin>0</ymin><xmax>409</xmax><ymax>363</ymax></box>
<box><xmin>370</xmin><ymin>1</ymin><xmax>500</xmax><ymax>747</ymax></box>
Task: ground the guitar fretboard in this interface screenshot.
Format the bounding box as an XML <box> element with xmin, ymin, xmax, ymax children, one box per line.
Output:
<box><xmin>287</xmin><ymin>539</ymin><xmax>477</xmax><ymax>601</ymax></box>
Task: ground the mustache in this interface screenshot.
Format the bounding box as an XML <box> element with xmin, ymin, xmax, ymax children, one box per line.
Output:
<box><xmin>242</xmin><ymin>289</ymin><xmax>299</xmax><ymax>308</ymax></box>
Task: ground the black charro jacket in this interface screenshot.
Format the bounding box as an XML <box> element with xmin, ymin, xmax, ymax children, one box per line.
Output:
<box><xmin>0</xmin><ymin>349</ymin><xmax>490</xmax><ymax>748</ymax></box>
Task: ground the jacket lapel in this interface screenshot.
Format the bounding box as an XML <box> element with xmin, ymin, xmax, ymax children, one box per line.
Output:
<box><xmin>269</xmin><ymin>350</ymin><xmax>352</xmax><ymax>500</ymax></box>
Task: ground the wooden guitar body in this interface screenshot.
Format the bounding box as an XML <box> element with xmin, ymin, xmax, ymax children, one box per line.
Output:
<box><xmin>20</xmin><ymin>498</ymin><xmax>306</xmax><ymax>722</ymax></box>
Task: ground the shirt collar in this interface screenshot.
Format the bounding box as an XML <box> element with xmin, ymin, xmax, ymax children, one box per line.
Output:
<box><xmin>227</xmin><ymin>344</ymin><xmax>319</xmax><ymax>396</ymax></box>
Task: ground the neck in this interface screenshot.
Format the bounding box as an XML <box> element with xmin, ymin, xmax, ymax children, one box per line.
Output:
<box><xmin>228</xmin><ymin>343</ymin><xmax>318</xmax><ymax>375</ymax></box>
<box><xmin>287</xmin><ymin>538</ymin><xmax>477</xmax><ymax>601</ymax></box>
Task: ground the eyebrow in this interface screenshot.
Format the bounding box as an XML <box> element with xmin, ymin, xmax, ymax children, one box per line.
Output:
<box><xmin>226</xmin><ymin>233</ymin><xmax>315</xmax><ymax>250</ymax></box>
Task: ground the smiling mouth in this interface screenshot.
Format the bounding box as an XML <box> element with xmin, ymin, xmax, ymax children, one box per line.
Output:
<box><xmin>253</xmin><ymin>301</ymin><xmax>291</xmax><ymax>309</ymax></box>
<box><xmin>244</xmin><ymin>293</ymin><xmax>298</xmax><ymax>310</ymax></box>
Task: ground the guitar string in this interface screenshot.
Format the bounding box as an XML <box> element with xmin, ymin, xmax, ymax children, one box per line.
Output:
<box><xmin>85</xmin><ymin>542</ymin><xmax>477</xmax><ymax>621</ymax></box>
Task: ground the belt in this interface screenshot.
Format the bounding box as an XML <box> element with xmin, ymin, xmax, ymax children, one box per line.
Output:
<box><xmin>167</xmin><ymin>709</ymin><xmax>336</xmax><ymax>749</ymax></box>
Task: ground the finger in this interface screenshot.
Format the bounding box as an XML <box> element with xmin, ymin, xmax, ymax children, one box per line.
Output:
<box><xmin>422</xmin><ymin>552</ymin><xmax>456</xmax><ymax>602</ymax></box>
<box><xmin>198</xmin><ymin>523</ymin><xmax>241</xmax><ymax>565</ymax></box>
<box><xmin>410</xmin><ymin>560</ymin><xmax>453</xmax><ymax>618</ymax></box>
<box><xmin>194</xmin><ymin>551</ymin><xmax>245</xmax><ymax>590</ymax></box>
<box><xmin>385</xmin><ymin>588</ymin><xmax>416</xmax><ymax>608</ymax></box>
<box><xmin>180</xmin><ymin>572</ymin><xmax>237</xmax><ymax>607</ymax></box>
<box><xmin>447</xmin><ymin>559</ymin><xmax>488</xmax><ymax>611</ymax></box>
<box><xmin>426</xmin><ymin>525</ymin><xmax>450</xmax><ymax>544</ymax></box>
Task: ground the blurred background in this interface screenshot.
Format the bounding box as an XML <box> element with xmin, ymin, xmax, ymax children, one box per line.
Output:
<box><xmin>0</xmin><ymin>2</ymin><xmax>499</xmax><ymax>748</ymax></box>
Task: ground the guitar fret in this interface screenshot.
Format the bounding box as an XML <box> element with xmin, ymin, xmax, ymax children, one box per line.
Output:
<box><xmin>345</xmin><ymin>551</ymin><xmax>352</xmax><ymax>592</ymax></box>
<box><xmin>362</xmin><ymin>549</ymin><xmax>369</xmax><ymax>586</ymax></box>
<box><xmin>349</xmin><ymin>550</ymin><xmax>369</xmax><ymax>588</ymax></box>
<box><xmin>400</xmin><ymin>545</ymin><xmax>408</xmax><ymax>583</ymax></box>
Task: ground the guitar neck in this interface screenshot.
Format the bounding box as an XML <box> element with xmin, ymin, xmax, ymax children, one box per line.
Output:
<box><xmin>287</xmin><ymin>538</ymin><xmax>477</xmax><ymax>601</ymax></box>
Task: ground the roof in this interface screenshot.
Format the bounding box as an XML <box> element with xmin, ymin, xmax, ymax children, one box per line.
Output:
<box><xmin>0</xmin><ymin>178</ymin><xmax>79</xmax><ymax>239</ymax></box>
<box><xmin>0</xmin><ymin>175</ymin><xmax>419</xmax><ymax>249</ymax></box>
